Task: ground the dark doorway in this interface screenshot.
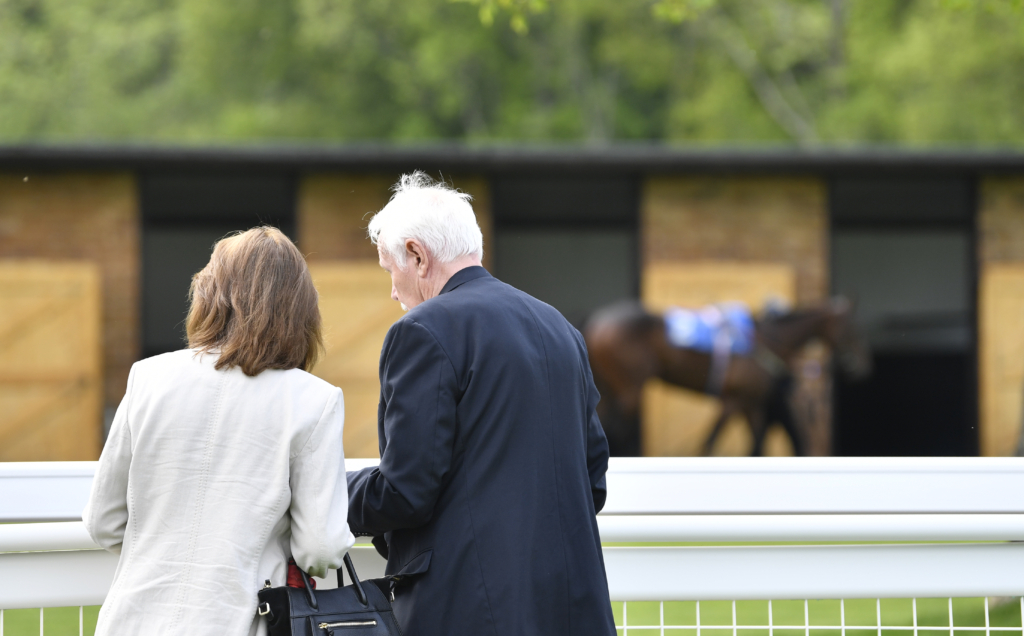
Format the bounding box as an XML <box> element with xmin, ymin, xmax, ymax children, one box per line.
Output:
<box><xmin>830</xmin><ymin>177</ymin><xmax>978</xmax><ymax>456</ymax></box>
<box><xmin>140</xmin><ymin>174</ymin><xmax>296</xmax><ymax>358</ymax></box>
<box><xmin>491</xmin><ymin>175</ymin><xmax>639</xmax><ymax>329</ymax></box>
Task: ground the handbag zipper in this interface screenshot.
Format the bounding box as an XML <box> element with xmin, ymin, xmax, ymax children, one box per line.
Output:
<box><xmin>318</xmin><ymin>619</ymin><xmax>378</xmax><ymax>629</ymax></box>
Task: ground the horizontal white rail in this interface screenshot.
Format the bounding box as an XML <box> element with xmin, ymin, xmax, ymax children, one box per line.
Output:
<box><xmin>602</xmin><ymin>457</ymin><xmax>1024</xmax><ymax>514</ymax></box>
<box><xmin>597</xmin><ymin>513</ymin><xmax>1024</xmax><ymax>542</ymax></box>
<box><xmin>5</xmin><ymin>458</ymin><xmax>1024</xmax><ymax>610</ymax></box>
<box><xmin>604</xmin><ymin>543</ymin><xmax>1024</xmax><ymax>601</ymax></box>
<box><xmin>0</xmin><ymin>521</ymin><xmax>97</xmax><ymax>551</ymax></box>
<box><xmin>7</xmin><ymin>457</ymin><xmax>1024</xmax><ymax>522</ymax></box>
<box><xmin>5</xmin><ymin>541</ymin><xmax>1024</xmax><ymax>608</ymax></box>
<box><xmin>9</xmin><ymin>513</ymin><xmax>1024</xmax><ymax>553</ymax></box>
<box><xmin>0</xmin><ymin>462</ymin><xmax>96</xmax><ymax>522</ymax></box>
<box><xmin>0</xmin><ymin>550</ymin><xmax>119</xmax><ymax>609</ymax></box>
<box><xmin>0</xmin><ymin>546</ymin><xmax>388</xmax><ymax>610</ymax></box>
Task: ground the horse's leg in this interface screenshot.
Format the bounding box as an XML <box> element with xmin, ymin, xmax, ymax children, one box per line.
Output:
<box><xmin>746</xmin><ymin>404</ymin><xmax>769</xmax><ymax>457</ymax></box>
<box><xmin>763</xmin><ymin>375</ymin><xmax>804</xmax><ymax>456</ymax></box>
<box><xmin>702</xmin><ymin>400</ymin><xmax>737</xmax><ymax>456</ymax></box>
<box><xmin>776</xmin><ymin>393</ymin><xmax>806</xmax><ymax>456</ymax></box>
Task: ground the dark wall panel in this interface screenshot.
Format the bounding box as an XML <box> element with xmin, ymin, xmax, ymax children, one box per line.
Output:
<box><xmin>142</xmin><ymin>174</ymin><xmax>296</xmax><ymax>232</ymax></box>
<box><xmin>831</xmin><ymin>177</ymin><xmax>973</xmax><ymax>227</ymax></box>
<box><xmin>496</xmin><ymin>229</ymin><xmax>636</xmax><ymax>328</ymax></box>
<box><xmin>140</xmin><ymin>174</ymin><xmax>296</xmax><ymax>357</ymax></box>
<box><xmin>492</xmin><ymin>176</ymin><xmax>637</xmax><ymax>227</ymax></box>
<box><xmin>830</xmin><ymin>176</ymin><xmax>977</xmax><ymax>456</ymax></box>
<box><xmin>492</xmin><ymin>176</ymin><xmax>639</xmax><ymax>329</ymax></box>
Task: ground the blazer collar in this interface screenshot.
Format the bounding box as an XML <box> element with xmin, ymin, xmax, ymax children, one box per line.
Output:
<box><xmin>440</xmin><ymin>266</ymin><xmax>491</xmax><ymax>295</ymax></box>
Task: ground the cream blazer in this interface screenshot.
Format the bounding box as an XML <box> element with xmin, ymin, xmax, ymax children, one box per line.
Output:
<box><xmin>83</xmin><ymin>349</ymin><xmax>355</xmax><ymax>636</ymax></box>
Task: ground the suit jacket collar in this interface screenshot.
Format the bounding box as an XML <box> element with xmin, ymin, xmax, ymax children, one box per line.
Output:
<box><xmin>440</xmin><ymin>266</ymin><xmax>491</xmax><ymax>295</ymax></box>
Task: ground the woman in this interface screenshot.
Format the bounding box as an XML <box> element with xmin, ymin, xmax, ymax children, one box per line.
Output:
<box><xmin>84</xmin><ymin>226</ymin><xmax>354</xmax><ymax>636</ymax></box>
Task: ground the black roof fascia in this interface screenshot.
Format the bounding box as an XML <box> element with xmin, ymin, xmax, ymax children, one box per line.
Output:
<box><xmin>2</xmin><ymin>144</ymin><xmax>1024</xmax><ymax>176</ymax></box>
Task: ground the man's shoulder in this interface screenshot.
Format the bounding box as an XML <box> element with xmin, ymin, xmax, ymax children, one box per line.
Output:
<box><xmin>386</xmin><ymin>276</ymin><xmax>506</xmax><ymax>342</ymax></box>
<box><xmin>383</xmin><ymin>309</ymin><xmax>446</xmax><ymax>350</ymax></box>
<box><xmin>414</xmin><ymin>274</ymin><xmax>498</xmax><ymax>313</ymax></box>
<box><xmin>413</xmin><ymin>275</ymin><xmax>576</xmax><ymax>339</ymax></box>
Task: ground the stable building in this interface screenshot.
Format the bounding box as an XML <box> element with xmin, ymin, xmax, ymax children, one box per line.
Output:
<box><xmin>2</xmin><ymin>145</ymin><xmax>1023</xmax><ymax>459</ymax></box>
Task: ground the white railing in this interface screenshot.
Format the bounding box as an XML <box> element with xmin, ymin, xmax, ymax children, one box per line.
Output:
<box><xmin>3</xmin><ymin>457</ymin><xmax>1024</xmax><ymax>632</ymax></box>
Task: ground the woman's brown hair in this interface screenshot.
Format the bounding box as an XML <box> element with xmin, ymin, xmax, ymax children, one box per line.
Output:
<box><xmin>186</xmin><ymin>226</ymin><xmax>323</xmax><ymax>376</ymax></box>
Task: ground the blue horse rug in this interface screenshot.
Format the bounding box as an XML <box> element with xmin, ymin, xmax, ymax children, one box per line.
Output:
<box><xmin>664</xmin><ymin>303</ymin><xmax>755</xmax><ymax>395</ymax></box>
<box><xmin>663</xmin><ymin>303</ymin><xmax>755</xmax><ymax>356</ymax></box>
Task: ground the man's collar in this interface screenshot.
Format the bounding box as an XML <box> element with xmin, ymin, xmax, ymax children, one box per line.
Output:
<box><xmin>440</xmin><ymin>266</ymin><xmax>491</xmax><ymax>295</ymax></box>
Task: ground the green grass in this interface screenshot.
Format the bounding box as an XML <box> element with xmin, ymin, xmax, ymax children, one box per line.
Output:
<box><xmin>1</xmin><ymin>606</ymin><xmax>99</xmax><ymax>636</ymax></box>
<box><xmin>613</xmin><ymin>598</ymin><xmax>1024</xmax><ymax>635</ymax></box>
<box><xmin>1</xmin><ymin>599</ymin><xmax>1018</xmax><ymax>636</ymax></box>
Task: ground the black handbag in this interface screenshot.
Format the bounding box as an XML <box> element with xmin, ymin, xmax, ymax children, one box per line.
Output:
<box><xmin>257</xmin><ymin>553</ymin><xmax>403</xmax><ymax>636</ymax></box>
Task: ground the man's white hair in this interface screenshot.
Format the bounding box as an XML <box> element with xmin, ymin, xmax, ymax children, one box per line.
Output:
<box><xmin>368</xmin><ymin>172</ymin><xmax>484</xmax><ymax>269</ymax></box>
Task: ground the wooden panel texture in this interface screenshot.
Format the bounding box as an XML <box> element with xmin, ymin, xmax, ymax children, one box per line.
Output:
<box><xmin>299</xmin><ymin>175</ymin><xmax>392</xmax><ymax>262</ymax></box>
<box><xmin>978</xmin><ymin>179</ymin><xmax>1024</xmax><ymax>457</ymax></box>
<box><xmin>641</xmin><ymin>262</ymin><xmax>796</xmax><ymax>457</ymax></box>
<box><xmin>0</xmin><ymin>174</ymin><xmax>139</xmax><ymax>411</ymax></box>
<box><xmin>979</xmin><ymin>264</ymin><xmax>1024</xmax><ymax>456</ymax></box>
<box><xmin>979</xmin><ymin>177</ymin><xmax>1024</xmax><ymax>264</ymax></box>
<box><xmin>309</xmin><ymin>263</ymin><xmax>406</xmax><ymax>458</ymax></box>
<box><xmin>641</xmin><ymin>177</ymin><xmax>826</xmax><ymax>304</ymax></box>
<box><xmin>298</xmin><ymin>173</ymin><xmax>494</xmax><ymax>270</ymax></box>
<box><xmin>0</xmin><ymin>261</ymin><xmax>102</xmax><ymax>460</ymax></box>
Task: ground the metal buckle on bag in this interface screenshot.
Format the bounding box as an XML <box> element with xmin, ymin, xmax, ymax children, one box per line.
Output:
<box><xmin>257</xmin><ymin>602</ymin><xmax>272</xmax><ymax>617</ymax></box>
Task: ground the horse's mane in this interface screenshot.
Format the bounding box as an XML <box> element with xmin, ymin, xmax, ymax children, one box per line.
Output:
<box><xmin>760</xmin><ymin>308</ymin><xmax>821</xmax><ymax>325</ymax></box>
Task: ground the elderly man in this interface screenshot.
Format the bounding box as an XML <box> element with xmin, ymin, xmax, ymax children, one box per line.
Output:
<box><xmin>346</xmin><ymin>172</ymin><xmax>615</xmax><ymax>636</ymax></box>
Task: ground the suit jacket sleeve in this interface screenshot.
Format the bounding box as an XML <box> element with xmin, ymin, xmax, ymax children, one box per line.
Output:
<box><xmin>348</xmin><ymin>318</ymin><xmax>459</xmax><ymax>536</ymax></box>
<box><xmin>577</xmin><ymin>331</ymin><xmax>610</xmax><ymax>513</ymax></box>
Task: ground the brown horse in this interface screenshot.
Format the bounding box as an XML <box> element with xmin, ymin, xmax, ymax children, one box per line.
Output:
<box><xmin>583</xmin><ymin>299</ymin><xmax>871</xmax><ymax>457</ymax></box>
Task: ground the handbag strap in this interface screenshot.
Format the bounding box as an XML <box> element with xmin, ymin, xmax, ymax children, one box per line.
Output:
<box><xmin>298</xmin><ymin>553</ymin><xmax>369</xmax><ymax>608</ymax></box>
<box><xmin>298</xmin><ymin>568</ymin><xmax>319</xmax><ymax>610</ymax></box>
<box><xmin>340</xmin><ymin>553</ymin><xmax>369</xmax><ymax>607</ymax></box>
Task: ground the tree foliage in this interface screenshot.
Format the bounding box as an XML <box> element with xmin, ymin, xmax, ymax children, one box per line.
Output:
<box><xmin>0</xmin><ymin>0</ymin><xmax>1022</xmax><ymax>145</ymax></box>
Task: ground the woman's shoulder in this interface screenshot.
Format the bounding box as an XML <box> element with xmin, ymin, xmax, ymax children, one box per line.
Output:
<box><xmin>128</xmin><ymin>349</ymin><xmax>200</xmax><ymax>379</ymax></box>
<box><xmin>128</xmin><ymin>350</ymin><xmax>341</xmax><ymax>409</ymax></box>
<box><xmin>274</xmin><ymin>366</ymin><xmax>339</xmax><ymax>393</ymax></box>
<box><xmin>261</xmin><ymin>366</ymin><xmax>342</xmax><ymax>410</ymax></box>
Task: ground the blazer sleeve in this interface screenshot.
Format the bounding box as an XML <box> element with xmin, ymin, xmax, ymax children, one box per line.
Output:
<box><xmin>577</xmin><ymin>331</ymin><xmax>610</xmax><ymax>513</ymax></box>
<box><xmin>289</xmin><ymin>387</ymin><xmax>356</xmax><ymax>578</ymax></box>
<box><xmin>82</xmin><ymin>365</ymin><xmax>136</xmax><ymax>553</ymax></box>
<box><xmin>347</xmin><ymin>318</ymin><xmax>459</xmax><ymax>536</ymax></box>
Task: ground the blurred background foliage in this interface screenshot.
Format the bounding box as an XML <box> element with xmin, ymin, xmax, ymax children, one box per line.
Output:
<box><xmin>1</xmin><ymin>0</ymin><xmax>1022</xmax><ymax>145</ymax></box>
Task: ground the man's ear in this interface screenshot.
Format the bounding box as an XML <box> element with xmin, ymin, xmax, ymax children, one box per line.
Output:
<box><xmin>406</xmin><ymin>239</ymin><xmax>430</xmax><ymax>277</ymax></box>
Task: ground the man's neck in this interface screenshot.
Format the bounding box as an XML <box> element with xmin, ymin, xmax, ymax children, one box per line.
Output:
<box><xmin>428</xmin><ymin>257</ymin><xmax>482</xmax><ymax>298</ymax></box>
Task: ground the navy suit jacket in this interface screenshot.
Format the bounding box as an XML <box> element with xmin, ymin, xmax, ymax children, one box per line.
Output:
<box><xmin>347</xmin><ymin>266</ymin><xmax>615</xmax><ymax>636</ymax></box>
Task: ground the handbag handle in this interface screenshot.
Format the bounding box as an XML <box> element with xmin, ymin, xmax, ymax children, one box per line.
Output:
<box><xmin>339</xmin><ymin>553</ymin><xmax>369</xmax><ymax>606</ymax></box>
<box><xmin>298</xmin><ymin>553</ymin><xmax>369</xmax><ymax>608</ymax></box>
<box><xmin>298</xmin><ymin>568</ymin><xmax>319</xmax><ymax>610</ymax></box>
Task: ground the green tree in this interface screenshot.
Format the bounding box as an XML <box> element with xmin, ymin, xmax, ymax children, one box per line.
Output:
<box><xmin>0</xmin><ymin>0</ymin><xmax>1022</xmax><ymax>145</ymax></box>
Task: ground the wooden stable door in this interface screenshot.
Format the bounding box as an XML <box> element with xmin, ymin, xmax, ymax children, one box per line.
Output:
<box><xmin>309</xmin><ymin>263</ymin><xmax>406</xmax><ymax>458</ymax></box>
<box><xmin>641</xmin><ymin>262</ymin><xmax>796</xmax><ymax>457</ymax></box>
<box><xmin>0</xmin><ymin>261</ymin><xmax>103</xmax><ymax>461</ymax></box>
<box><xmin>980</xmin><ymin>264</ymin><xmax>1024</xmax><ymax>456</ymax></box>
